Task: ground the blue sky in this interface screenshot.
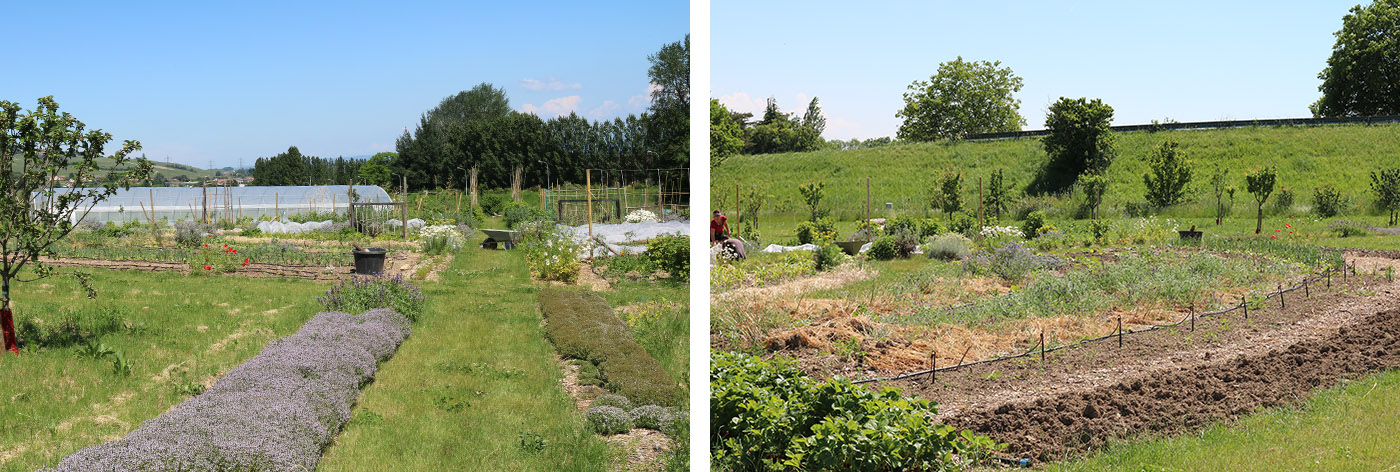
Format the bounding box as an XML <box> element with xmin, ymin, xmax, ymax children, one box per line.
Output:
<box><xmin>2</xmin><ymin>1</ymin><xmax>687</xmax><ymax>168</ymax></box>
<box><xmin>713</xmin><ymin>1</ymin><xmax>1365</xmax><ymax>141</ymax></box>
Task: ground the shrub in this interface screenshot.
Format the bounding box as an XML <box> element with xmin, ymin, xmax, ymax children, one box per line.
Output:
<box><xmin>592</xmin><ymin>393</ymin><xmax>635</xmax><ymax>411</ymax></box>
<box><xmin>1089</xmin><ymin>218</ymin><xmax>1112</xmax><ymax>242</ymax></box>
<box><xmin>630</xmin><ymin>405</ymin><xmax>679</xmax><ymax>431</ymax></box>
<box><xmin>540</xmin><ymin>287</ymin><xmax>682</xmax><ymax>407</ymax></box>
<box><xmin>1021</xmin><ymin>211</ymin><xmax>1047</xmax><ymax>239</ymax></box>
<box><xmin>924</xmin><ymin>233</ymin><xmax>972</xmax><ymax>261</ymax></box>
<box><xmin>794</xmin><ymin>217</ymin><xmax>837</xmax><ymax>245</ymax></box>
<box><xmin>711</xmin><ymin>352</ymin><xmax>1001</xmax><ymax>471</ymax></box>
<box><xmin>1272</xmin><ymin>187</ymin><xmax>1295</xmax><ymax>214</ymax></box>
<box><xmin>883</xmin><ymin>215</ymin><xmax>918</xmax><ymax>237</ymax></box>
<box><xmin>813</xmin><ymin>243</ymin><xmax>846</xmax><ymax>271</ymax></box>
<box><xmin>962</xmin><ymin>242</ymin><xmax>1064</xmax><ymax>283</ymax></box>
<box><xmin>1312</xmin><ymin>185</ymin><xmax>1346</xmax><ymax>218</ymax></box>
<box><xmin>645</xmin><ymin>234</ymin><xmax>689</xmax><ymax>282</ymax></box>
<box><xmin>240</xmin><ymin>226</ymin><xmax>263</xmax><ymax>237</ymax></box>
<box><xmin>318</xmin><ymin>274</ymin><xmax>426</xmax><ymax>322</ymax></box>
<box><xmin>44</xmin><ymin>309</ymin><xmax>411</xmax><ymax>471</ymax></box>
<box><xmin>949</xmin><ymin>212</ymin><xmax>977</xmax><ymax>236</ymax></box>
<box><xmin>522</xmin><ymin>226</ymin><xmax>581</xmax><ymax>283</ymax></box>
<box><xmin>867</xmin><ymin>236</ymin><xmax>897</xmax><ymax>261</ymax></box>
<box><xmin>419</xmin><ymin>225</ymin><xmax>466</xmax><ymax>255</ymax></box>
<box><xmin>503</xmin><ymin>202</ymin><xmax>549</xmax><ymax>229</ymax></box>
<box><xmin>480</xmin><ymin>193</ymin><xmax>507</xmax><ymax>215</ymax></box>
<box><xmin>175</xmin><ymin>221</ymin><xmax>214</xmax><ymax>248</ymax></box>
<box><xmin>916</xmin><ymin>218</ymin><xmax>943</xmax><ymax>239</ymax></box>
<box><xmin>586</xmin><ymin>405</ymin><xmax>634</xmax><ymax>435</ymax></box>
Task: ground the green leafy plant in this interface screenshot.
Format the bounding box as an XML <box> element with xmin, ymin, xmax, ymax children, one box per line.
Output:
<box><xmin>794</xmin><ymin>218</ymin><xmax>837</xmax><ymax>245</ymax></box>
<box><xmin>521</xmin><ymin>226</ymin><xmax>581</xmax><ymax>283</ymax></box>
<box><xmin>867</xmin><ymin>236</ymin><xmax>898</xmax><ymax>261</ymax></box>
<box><xmin>1246</xmin><ymin>167</ymin><xmax>1278</xmax><ymax>234</ymax></box>
<box><xmin>645</xmin><ymin>234</ymin><xmax>689</xmax><ymax>282</ymax></box>
<box><xmin>1312</xmin><ymin>185</ymin><xmax>1347</xmax><ymax>217</ymax></box>
<box><xmin>813</xmin><ymin>244</ymin><xmax>846</xmax><ymax>271</ymax></box>
<box><xmin>1021</xmin><ymin>211</ymin><xmax>1048</xmax><ymax>239</ymax></box>
<box><xmin>1142</xmin><ymin>139</ymin><xmax>1193</xmax><ymax>208</ymax></box>
<box><xmin>797</xmin><ymin>181</ymin><xmax>826</xmax><ymax>222</ymax></box>
<box><xmin>924</xmin><ymin>233</ymin><xmax>973</xmax><ymax>261</ymax></box>
<box><xmin>317</xmin><ymin>274</ymin><xmax>426</xmax><ymax>322</ymax></box>
<box><xmin>111</xmin><ymin>350</ymin><xmax>133</xmax><ymax>377</ymax></box>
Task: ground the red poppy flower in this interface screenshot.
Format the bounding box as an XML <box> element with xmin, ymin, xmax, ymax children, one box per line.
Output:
<box><xmin>1289</xmin><ymin>231</ymin><xmax>1293</xmax><ymax>234</ymax></box>
<box><xmin>1275</xmin><ymin>229</ymin><xmax>1281</xmax><ymax>232</ymax></box>
<box><xmin>1271</xmin><ymin>235</ymin><xmax>1277</xmax><ymax>239</ymax></box>
<box><xmin>1286</xmin><ymin>223</ymin><xmax>1291</xmax><ymax>228</ymax></box>
<box><xmin>207</xmin><ymin>234</ymin><xmax>213</xmax><ymax>237</ymax></box>
<box><xmin>203</xmin><ymin>265</ymin><xmax>212</xmax><ymax>270</ymax></box>
<box><xmin>231</xmin><ymin>249</ymin><xmax>237</xmax><ymax>254</ymax></box>
<box><xmin>244</xmin><ymin>258</ymin><xmax>250</xmax><ymax>264</ymax></box>
<box><xmin>204</xmin><ymin>243</ymin><xmax>210</xmax><ymax>247</ymax></box>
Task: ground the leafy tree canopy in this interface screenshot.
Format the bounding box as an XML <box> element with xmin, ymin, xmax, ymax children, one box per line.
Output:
<box><xmin>896</xmin><ymin>57</ymin><xmax>1025</xmax><ymax>141</ymax></box>
<box><xmin>1031</xmin><ymin>97</ymin><xmax>1116</xmax><ymax>195</ymax></box>
<box><xmin>1312</xmin><ymin>0</ymin><xmax>1400</xmax><ymax>117</ymax></box>
<box><xmin>710</xmin><ymin>99</ymin><xmax>744</xmax><ymax>168</ymax></box>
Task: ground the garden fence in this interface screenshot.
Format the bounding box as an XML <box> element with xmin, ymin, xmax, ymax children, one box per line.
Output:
<box><xmin>542</xmin><ymin>168</ymin><xmax>690</xmax><ymax>226</ymax></box>
<box><xmin>854</xmin><ymin>262</ymin><xmax>1361</xmax><ymax>385</ymax></box>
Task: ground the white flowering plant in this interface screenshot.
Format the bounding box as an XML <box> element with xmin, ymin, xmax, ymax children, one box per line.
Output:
<box><xmin>522</xmin><ymin>226</ymin><xmax>581</xmax><ymax>283</ymax></box>
<box><xmin>625</xmin><ymin>209</ymin><xmax>660</xmax><ymax>223</ymax></box>
<box><xmin>419</xmin><ymin>225</ymin><xmax>466</xmax><ymax>255</ymax></box>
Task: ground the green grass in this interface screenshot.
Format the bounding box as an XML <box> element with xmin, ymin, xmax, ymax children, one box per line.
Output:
<box><xmin>0</xmin><ymin>268</ymin><xmax>327</xmax><ymax>470</ymax></box>
<box><xmin>1049</xmin><ymin>369</ymin><xmax>1400</xmax><ymax>471</ymax></box>
<box><xmin>714</xmin><ymin>122</ymin><xmax>1400</xmax><ymax>222</ymax></box>
<box><xmin>599</xmin><ymin>278</ymin><xmax>690</xmax><ymax>390</ymax></box>
<box><xmin>317</xmin><ymin>247</ymin><xmax>613</xmax><ymax>471</ymax></box>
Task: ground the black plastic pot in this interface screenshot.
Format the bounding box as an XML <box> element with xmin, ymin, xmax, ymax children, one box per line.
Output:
<box><xmin>352</xmin><ymin>248</ymin><xmax>388</xmax><ymax>275</ymax></box>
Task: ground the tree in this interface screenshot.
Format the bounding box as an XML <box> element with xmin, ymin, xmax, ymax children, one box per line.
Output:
<box><xmin>1372</xmin><ymin>167</ymin><xmax>1400</xmax><ymax>226</ymax></box>
<box><xmin>747</xmin><ymin>97</ymin><xmax>824</xmax><ymax>154</ymax></box>
<box><xmin>798</xmin><ymin>181</ymin><xmax>825</xmax><ymax>222</ymax></box>
<box><xmin>1079</xmin><ymin>174</ymin><xmax>1109</xmax><ymax>220</ymax></box>
<box><xmin>1210</xmin><ymin>167</ymin><xmax>1230</xmax><ymax>225</ymax></box>
<box><xmin>0</xmin><ymin>96</ymin><xmax>152</xmax><ymax>352</ymax></box>
<box><xmin>252</xmin><ymin>146</ymin><xmax>313</xmax><ymax>186</ymax></box>
<box><xmin>357</xmin><ymin>152</ymin><xmax>395</xmax><ymax>188</ymax></box>
<box><xmin>983</xmin><ymin>168</ymin><xmax>1015</xmax><ymax>220</ymax></box>
<box><xmin>710</xmin><ymin>99</ymin><xmax>744</xmax><ymax>168</ymax></box>
<box><xmin>896</xmin><ymin>57</ymin><xmax>1025</xmax><ymax>141</ymax></box>
<box><xmin>1311</xmin><ymin>0</ymin><xmax>1400</xmax><ymax>117</ymax></box>
<box><xmin>646</xmin><ymin>35</ymin><xmax>690</xmax><ymax>167</ymax></box>
<box><xmin>1245</xmin><ymin>167</ymin><xmax>1278</xmax><ymax>234</ymax></box>
<box><xmin>931</xmin><ymin>168</ymin><xmax>963</xmax><ymax>217</ymax></box>
<box><xmin>1142</xmin><ymin>139</ymin><xmax>1193</xmax><ymax>208</ymax></box>
<box><xmin>1033</xmin><ymin>97</ymin><xmax>1116</xmax><ymax>195</ymax></box>
<box><xmin>428</xmin><ymin>83</ymin><xmax>512</xmax><ymax>131</ymax></box>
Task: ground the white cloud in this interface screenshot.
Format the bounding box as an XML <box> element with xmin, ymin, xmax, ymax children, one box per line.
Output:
<box><xmin>824</xmin><ymin>115</ymin><xmax>864</xmax><ymax>140</ymax></box>
<box><xmin>586</xmin><ymin>100</ymin><xmax>621</xmax><ymax>120</ymax></box>
<box><xmin>628</xmin><ymin>83</ymin><xmax>661</xmax><ymax>110</ymax></box>
<box><xmin>717</xmin><ymin>92</ymin><xmax>766</xmax><ymax>115</ymax></box>
<box><xmin>519</xmin><ymin>96</ymin><xmax>582</xmax><ymax>118</ymax></box>
<box><xmin>521</xmin><ymin>77</ymin><xmax>582</xmax><ymax>92</ymax></box>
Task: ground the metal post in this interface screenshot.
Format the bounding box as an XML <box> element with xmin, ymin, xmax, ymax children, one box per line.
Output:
<box><xmin>402</xmin><ymin>174</ymin><xmax>408</xmax><ymax>241</ymax></box>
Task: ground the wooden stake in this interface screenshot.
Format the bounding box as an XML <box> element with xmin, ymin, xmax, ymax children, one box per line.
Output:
<box><xmin>1305</xmin><ymin>278</ymin><xmax>1309</xmax><ymax>298</ymax></box>
<box><xmin>1117</xmin><ymin>314</ymin><xmax>1123</xmax><ymax>348</ymax></box>
<box><xmin>1279</xmin><ymin>283</ymin><xmax>1285</xmax><ymax>309</ymax></box>
<box><xmin>1190</xmin><ymin>303</ymin><xmax>1195</xmax><ymax>332</ymax></box>
<box><xmin>1242</xmin><ymin>295</ymin><xmax>1248</xmax><ymax>320</ymax></box>
<box><xmin>978</xmin><ymin>177</ymin><xmax>984</xmax><ymax>227</ymax></box>
<box><xmin>586</xmin><ymin>169</ymin><xmax>594</xmax><ymax>259</ymax></box>
<box><xmin>1039</xmin><ymin>331</ymin><xmax>1046</xmax><ymax>364</ymax></box>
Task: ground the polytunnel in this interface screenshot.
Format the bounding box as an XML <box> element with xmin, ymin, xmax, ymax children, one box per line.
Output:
<box><xmin>35</xmin><ymin>185</ymin><xmax>395</xmax><ymax>225</ymax></box>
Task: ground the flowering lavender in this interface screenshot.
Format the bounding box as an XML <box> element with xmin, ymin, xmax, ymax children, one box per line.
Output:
<box><xmin>42</xmin><ymin>309</ymin><xmax>411</xmax><ymax>472</ymax></box>
<box><xmin>319</xmin><ymin>273</ymin><xmax>426</xmax><ymax>322</ymax></box>
<box><xmin>962</xmin><ymin>242</ymin><xmax>1065</xmax><ymax>283</ymax></box>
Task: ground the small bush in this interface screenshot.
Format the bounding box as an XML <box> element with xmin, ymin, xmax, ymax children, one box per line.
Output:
<box><xmin>924</xmin><ymin>233</ymin><xmax>972</xmax><ymax>261</ymax></box>
<box><xmin>503</xmin><ymin>202</ymin><xmax>549</xmax><ymax>229</ymax></box>
<box><xmin>586</xmin><ymin>405</ymin><xmax>634</xmax><ymax>435</ymax></box>
<box><xmin>318</xmin><ymin>274</ymin><xmax>426</xmax><ymax>322</ymax></box>
<box><xmin>592</xmin><ymin>393</ymin><xmax>635</xmax><ymax>411</ymax></box>
<box><xmin>1312</xmin><ymin>185</ymin><xmax>1346</xmax><ymax>218</ymax></box>
<box><xmin>1089</xmin><ymin>218</ymin><xmax>1112</xmax><ymax>242</ymax></box>
<box><xmin>630</xmin><ymin>405</ymin><xmax>679</xmax><ymax>431</ymax></box>
<box><xmin>1272</xmin><ymin>187</ymin><xmax>1295</xmax><ymax>214</ymax></box>
<box><xmin>813</xmin><ymin>243</ymin><xmax>846</xmax><ymax>271</ymax></box>
<box><xmin>916</xmin><ymin>218</ymin><xmax>943</xmax><ymax>239</ymax></box>
<box><xmin>240</xmin><ymin>226</ymin><xmax>263</xmax><ymax>237</ymax></box>
<box><xmin>949</xmin><ymin>212</ymin><xmax>977</xmax><ymax>236</ymax></box>
<box><xmin>1021</xmin><ymin>211</ymin><xmax>1047</xmax><ymax>239</ymax></box>
<box><xmin>419</xmin><ymin>225</ymin><xmax>466</xmax><ymax>255</ymax></box>
<box><xmin>540</xmin><ymin>287</ymin><xmax>683</xmax><ymax>407</ymax></box>
<box><xmin>175</xmin><ymin>221</ymin><xmax>214</xmax><ymax>248</ymax></box>
<box><xmin>883</xmin><ymin>215</ymin><xmax>918</xmax><ymax>237</ymax></box>
<box><xmin>522</xmin><ymin>226</ymin><xmax>581</xmax><ymax>283</ymax></box>
<box><xmin>867</xmin><ymin>236</ymin><xmax>897</xmax><ymax>261</ymax></box>
<box><xmin>480</xmin><ymin>193</ymin><xmax>507</xmax><ymax>215</ymax></box>
<box><xmin>962</xmin><ymin>242</ymin><xmax>1064</xmax><ymax>283</ymax></box>
<box><xmin>794</xmin><ymin>217</ymin><xmax>837</xmax><ymax>245</ymax></box>
<box><xmin>645</xmin><ymin>234</ymin><xmax>689</xmax><ymax>282</ymax></box>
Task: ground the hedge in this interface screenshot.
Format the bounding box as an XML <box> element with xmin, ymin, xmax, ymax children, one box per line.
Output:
<box><xmin>539</xmin><ymin>286</ymin><xmax>682</xmax><ymax>407</ymax></box>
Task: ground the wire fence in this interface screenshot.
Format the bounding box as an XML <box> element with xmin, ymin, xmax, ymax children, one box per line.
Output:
<box><xmin>853</xmin><ymin>262</ymin><xmax>1361</xmax><ymax>385</ymax></box>
<box><xmin>542</xmin><ymin>168</ymin><xmax>690</xmax><ymax>225</ymax></box>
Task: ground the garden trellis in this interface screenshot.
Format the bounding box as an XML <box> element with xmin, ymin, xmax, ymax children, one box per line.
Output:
<box><xmin>543</xmin><ymin>168</ymin><xmax>690</xmax><ymax>226</ymax></box>
<box><xmin>35</xmin><ymin>185</ymin><xmax>394</xmax><ymax>226</ymax></box>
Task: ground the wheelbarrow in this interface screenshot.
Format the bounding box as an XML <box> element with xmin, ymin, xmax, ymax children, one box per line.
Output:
<box><xmin>480</xmin><ymin>229</ymin><xmax>523</xmax><ymax>250</ymax></box>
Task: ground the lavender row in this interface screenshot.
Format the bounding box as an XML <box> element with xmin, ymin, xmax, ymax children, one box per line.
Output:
<box><xmin>42</xmin><ymin>308</ymin><xmax>411</xmax><ymax>472</ymax></box>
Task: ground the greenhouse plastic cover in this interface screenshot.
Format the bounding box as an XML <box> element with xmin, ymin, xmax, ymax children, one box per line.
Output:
<box><xmin>36</xmin><ymin>185</ymin><xmax>394</xmax><ymax>225</ymax></box>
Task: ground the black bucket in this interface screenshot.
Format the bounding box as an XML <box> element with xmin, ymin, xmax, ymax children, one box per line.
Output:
<box><xmin>352</xmin><ymin>248</ymin><xmax>388</xmax><ymax>275</ymax></box>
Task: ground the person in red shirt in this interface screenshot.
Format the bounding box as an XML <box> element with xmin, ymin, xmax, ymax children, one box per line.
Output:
<box><xmin>710</xmin><ymin>211</ymin><xmax>730</xmax><ymax>244</ymax></box>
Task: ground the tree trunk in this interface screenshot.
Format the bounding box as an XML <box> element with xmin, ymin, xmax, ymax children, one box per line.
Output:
<box><xmin>1256</xmin><ymin>205</ymin><xmax>1263</xmax><ymax>234</ymax></box>
<box><xmin>2</xmin><ymin>280</ymin><xmax>17</xmax><ymax>354</ymax></box>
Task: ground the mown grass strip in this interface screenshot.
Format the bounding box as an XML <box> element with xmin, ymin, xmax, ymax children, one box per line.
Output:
<box><xmin>317</xmin><ymin>248</ymin><xmax>611</xmax><ymax>471</ymax></box>
<box><xmin>540</xmin><ymin>286</ymin><xmax>684</xmax><ymax>408</ymax></box>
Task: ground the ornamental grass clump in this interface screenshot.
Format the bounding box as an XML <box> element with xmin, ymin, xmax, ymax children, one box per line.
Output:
<box><xmin>42</xmin><ymin>309</ymin><xmax>411</xmax><ymax>472</ymax></box>
<box><xmin>319</xmin><ymin>274</ymin><xmax>425</xmax><ymax>322</ymax></box>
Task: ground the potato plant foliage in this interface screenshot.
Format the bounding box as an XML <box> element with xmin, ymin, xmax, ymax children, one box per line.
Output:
<box><xmin>711</xmin><ymin>352</ymin><xmax>1002</xmax><ymax>471</ymax></box>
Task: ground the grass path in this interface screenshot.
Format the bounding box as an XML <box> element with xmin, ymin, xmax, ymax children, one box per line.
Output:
<box><xmin>318</xmin><ymin>248</ymin><xmax>612</xmax><ymax>471</ymax></box>
<box><xmin>1049</xmin><ymin>369</ymin><xmax>1400</xmax><ymax>471</ymax></box>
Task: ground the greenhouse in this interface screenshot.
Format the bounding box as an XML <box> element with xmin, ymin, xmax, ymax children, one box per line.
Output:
<box><xmin>37</xmin><ymin>185</ymin><xmax>395</xmax><ymax>225</ymax></box>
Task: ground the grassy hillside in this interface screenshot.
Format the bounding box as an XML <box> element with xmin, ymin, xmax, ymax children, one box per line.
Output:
<box><xmin>713</xmin><ymin>123</ymin><xmax>1400</xmax><ymax>222</ymax></box>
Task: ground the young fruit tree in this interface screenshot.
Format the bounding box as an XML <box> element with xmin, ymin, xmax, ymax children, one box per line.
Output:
<box><xmin>1373</xmin><ymin>167</ymin><xmax>1400</xmax><ymax>226</ymax></box>
<box><xmin>1245</xmin><ymin>167</ymin><xmax>1278</xmax><ymax>234</ymax></box>
<box><xmin>0</xmin><ymin>96</ymin><xmax>152</xmax><ymax>353</ymax></box>
<box><xmin>1142</xmin><ymin>139</ymin><xmax>1193</xmax><ymax>208</ymax></box>
<box><xmin>1210</xmin><ymin>167</ymin><xmax>1230</xmax><ymax>225</ymax></box>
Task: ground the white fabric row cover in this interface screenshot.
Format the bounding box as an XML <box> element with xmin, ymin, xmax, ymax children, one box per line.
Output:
<box><xmin>35</xmin><ymin>185</ymin><xmax>394</xmax><ymax>225</ymax></box>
